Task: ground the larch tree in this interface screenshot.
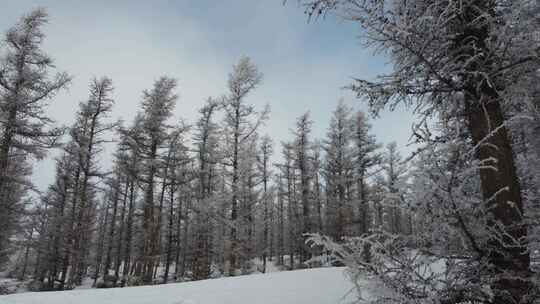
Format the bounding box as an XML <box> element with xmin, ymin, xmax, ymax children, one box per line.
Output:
<box><xmin>296</xmin><ymin>0</ymin><xmax>538</xmax><ymax>302</ymax></box>
<box><xmin>311</xmin><ymin>140</ymin><xmax>324</xmax><ymax>234</ymax></box>
<box><xmin>291</xmin><ymin>112</ymin><xmax>313</xmax><ymax>262</ymax></box>
<box><xmin>257</xmin><ymin>134</ymin><xmax>273</xmax><ymax>272</ymax></box>
<box><xmin>69</xmin><ymin>77</ymin><xmax>115</xmax><ymax>286</ymax></box>
<box><xmin>221</xmin><ymin>56</ymin><xmax>267</xmax><ymax>276</ymax></box>
<box><xmin>275</xmin><ymin>173</ymin><xmax>286</xmax><ymax>266</ymax></box>
<box><xmin>161</xmin><ymin>124</ymin><xmax>190</xmax><ymax>284</ymax></box>
<box><xmin>277</xmin><ymin>141</ymin><xmax>298</xmax><ymax>269</ymax></box>
<box><xmin>352</xmin><ymin>111</ymin><xmax>380</xmax><ymax>238</ymax></box>
<box><xmin>116</xmin><ymin>115</ymin><xmax>144</xmax><ymax>280</ymax></box>
<box><xmin>137</xmin><ymin>77</ymin><xmax>178</xmax><ymax>283</ymax></box>
<box><xmin>323</xmin><ymin>101</ymin><xmax>354</xmax><ymax>241</ymax></box>
<box><xmin>36</xmin><ymin>152</ymin><xmax>75</xmax><ymax>289</ymax></box>
<box><xmin>377</xmin><ymin>142</ymin><xmax>407</xmax><ymax>235</ymax></box>
<box><xmin>191</xmin><ymin>99</ymin><xmax>220</xmax><ymax>281</ymax></box>
<box><xmin>0</xmin><ymin>8</ymin><xmax>70</xmax><ymax>266</ymax></box>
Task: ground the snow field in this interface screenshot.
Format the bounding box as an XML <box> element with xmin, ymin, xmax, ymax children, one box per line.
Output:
<box><xmin>0</xmin><ymin>267</ymin><xmax>358</xmax><ymax>304</ymax></box>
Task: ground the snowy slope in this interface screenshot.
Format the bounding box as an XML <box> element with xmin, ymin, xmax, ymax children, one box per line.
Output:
<box><xmin>0</xmin><ymin>267</ymin><xmax>358</xmax><ymax>304</ymax></box>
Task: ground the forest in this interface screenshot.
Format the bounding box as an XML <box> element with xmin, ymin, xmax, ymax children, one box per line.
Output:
<box><xmin>1</xmin><ymin>1</ymin><xmax>540</xmax><ymax>304</ymax></box>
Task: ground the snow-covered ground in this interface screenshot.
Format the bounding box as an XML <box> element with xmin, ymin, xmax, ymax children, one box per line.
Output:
<box><xmin>0</xmin><ymin>267</ymin><xmax>359</xmax><ymax>304</ymax></box>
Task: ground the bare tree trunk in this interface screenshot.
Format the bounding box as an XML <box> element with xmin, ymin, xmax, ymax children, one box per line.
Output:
<box><xmin>269</xmin><ymin>195</ymin><xmax>275</xmax><ymax>262</ymax></box>
<box><xmin>49</xmin><ymin>173</ymin><xmax>69</xmax><ymax>287</ymax></box>
<box><xmin>174</xmin><ymin>193</ymin><xmax>183</xmax><ymax>280</ymax></box>
<box><xmin>278</xmin><ymin>178</ymin><xmax>284</xmax><ymax>266</ymax></box>
<box><xmin>287</xmin><ymin>169</ymin><xmax>295</xmax><ymax>270</ymax></box>
<box><xmin>19</xmin><ymin>234</ymin><xmax>32</xmax><ymax>280</ymax></box>
<box><xmin>114</xmin><ymin>179</ymin><xmax>129</xmax><ymax>279</ymax></box>
<box><xmin>62</xmin><ymin>166</ymin><xmax>81</xmax><ymax>289</ymax></box>
<box><xmin>123</xmin><ymin>178</ymin><xmax>136</xmax><ymax>278</ymax></box>
<box><xmin>261</xmin><ymin>167</ymin><xmax>269</xmax><ymax>272</ymax></box>
<box><xmin>180</xmin><ymin>197</ymin><xmax>190</xmax><ymax>278</ymax></box>
<box><xmin>93</xmin><ymin>201</ymin><xmax>109</xmax><ymax>287</ymax></box>
<box><xmin>142</xmin><ymin>141</ymin><xmax>158</xmax><ymax>283</ymax></box>
<box><xmin>163</xmin><ymin>181</ymin><xmax>175</xmax><ymax>283</ymax></box>
<box><xmin>103</xmin><ymin>183</ymin><xmax>120</xmax><ymax>279</ymax></box>
<box><xmin>229</xmin><ymin>106</ymin><xmax>240</xmax><ymax>276</ymax></box>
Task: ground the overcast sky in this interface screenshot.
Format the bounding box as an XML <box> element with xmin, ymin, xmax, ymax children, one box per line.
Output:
<box><xmin>1</xmin><ymin>0</ymin><xmax>415</xmax><ymax>192</ymax></box>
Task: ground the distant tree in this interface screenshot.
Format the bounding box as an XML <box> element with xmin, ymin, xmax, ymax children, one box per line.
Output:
<box><xmin>69</xmin><ymin>77</ymin><xmax>115</xmax><ymax>286</ymax></box>
<box><xmin>36</xmin><ymin>152</ymin><xmax>75</xmax><ymax>289</ymax></box>
<box><xmin>323</xmin><ymin>102</ymin><xmax>354</xmax><ymax>241</ymax></box>
<box><xmin>310</xmin><ymin>140</ymin><xmax>324</xmax><ymax>234</ymax></box>
<box><xmin>221</xmin><ymin>56</ymin><xmax>267</xmax><ymax>275</ymax></box>
<box><xmin>377</xmin><ymin>142</ymin><xmax>407</xmax><ymax>235</ymax></box>
<box><xmin>137</xmin><ymin>77</ymin><xmax>178</xmax><ymax>283</ymax></box>
<box><xmin>257</xmin><ymin>135</ymin><xmax>273</xmax><ymax>272</ymax></box>
<box><xmin>275</xmin><ymin>173</ymin><xmax>286</xmax><ymax>266</ymax></box>
<box><xmin>291</xmin><ymin>113</ymin><xmax>313</xmax><ymax>262</ymax></box>
<box><xmin>277</xmin><ymin>142</ymin><xmax>298</xmax><ymax>269</ymax></box>
<box><xmin>116</xmin><ymin>115</ymin><xmax>144</xmax><ymax>280</ymax></box>
<box><xmin>191</xmin><ymin>99</ymin><xmax>220</xmax><ymax>281</ymax></box>
<box><xmin>351</xmin><ymin>111</ymin><xmax>380</xmax><ymax>237</ymax></box>
<box><xmin>161</xmin><ymin>125</ymin><xmax>190</xmax><ymax>283</ymax></box>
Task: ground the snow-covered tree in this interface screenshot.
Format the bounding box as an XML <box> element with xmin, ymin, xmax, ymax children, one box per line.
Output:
<box><xmin>257</xmin><ymin>135</ymin><xmax>274</xmax><ymax>272</ymax></box>
<box><xmin>221</xmin><ymin>56</ymin><xmax>268</xmax><ymax>275</ymax></box>
<box><xmin>68</xmin><ymin>77</ymin><xmax>115</xmax><ymax>286</ymax></box>
<box><xmin>297</xmin><ymin>0</ymin><xmax>538</xmax><ymax>302</ymax></box>
<box><xmin>291</xmin><ymin>112</ymin><xmax>313</xmax><ymax>262</ymax></box>
<box><xmin>351</xmin><ymin>111</ymin><xmax>380</xmax><ymax>237</ymax></box>
<box><xmin>323</xmin><ymin>102</ymin><xmax>354</xmax><ymax>241</ymax></box>
<box><xmin>191</xmin><ymin>99</ymin><xmax>220</xmax><ymax>281</ymax></box>
<box><xmin>0</xmin><ymin>9</ymin><xmax>70</xmax><ymax>266</ymax></box>
<box><xmin>137</xmin><ymin>77</ymin><xmax>178</xmax><ymax>283</ymax></box>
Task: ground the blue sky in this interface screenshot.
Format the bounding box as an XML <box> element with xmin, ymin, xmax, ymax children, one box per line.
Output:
<box><xmin>0</xmin><ymin>1</ymin><xmax>414</xmax><ymax>191</ymax></box>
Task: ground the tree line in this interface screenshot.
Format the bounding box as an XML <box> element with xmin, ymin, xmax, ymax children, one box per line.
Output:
<box><xmin>1</xmin><ymin>9</ymin><xmax>410</xmax><ymax>291</ymax></box>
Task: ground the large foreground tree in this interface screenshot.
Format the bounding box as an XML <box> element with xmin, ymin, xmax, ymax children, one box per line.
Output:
<box><xmin>0</xmin><ymin>8</ymin><xmax>70</xmax><ymax>267</ymax></box>
<box><xmin>296</xmin><ymin>0</ymin><xmax>538</xmax><ymax>303</ymax></box>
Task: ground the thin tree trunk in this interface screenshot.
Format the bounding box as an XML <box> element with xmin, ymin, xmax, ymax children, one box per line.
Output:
<box><xmin>142</xmin><ymin>141</ymin><xmax>158</xmax><ymax>283</ymax></box>
<box><xmin>163</xmin><ymin>181</ymin><xmax>175</xmax><ymax>283</ymax></box>
<box><xmin>123</xmin><ymin>178</ymin><xmax>136</xmax><ymax>278</ymax></box>
<box><xmin>103</xmin><ymin>184</ymin><xmax>120</xmax><ymax>279</ymax></box>
<box><xmin>93</xmin><ymin>201</ymin><xmax>109</xmax><ymax>287</ymax></box>
<box><xmin>114</xmin><ymin>178</ymin><xmax>129</xmax><ymax>279</ymax></box>
<box><xmin>180</xmin><ymin>198</ymin><xmax>190</xmax><ymax>278</ymax></box>
<box><xmin>19</xmin><ymin>235</ymin><xmax>32</xmax><ymax>280</ymax></box>
<box><xmin>174</xmin><ymin>193</ymin><xmax>183</xmax><ymax>280</ymax></box>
